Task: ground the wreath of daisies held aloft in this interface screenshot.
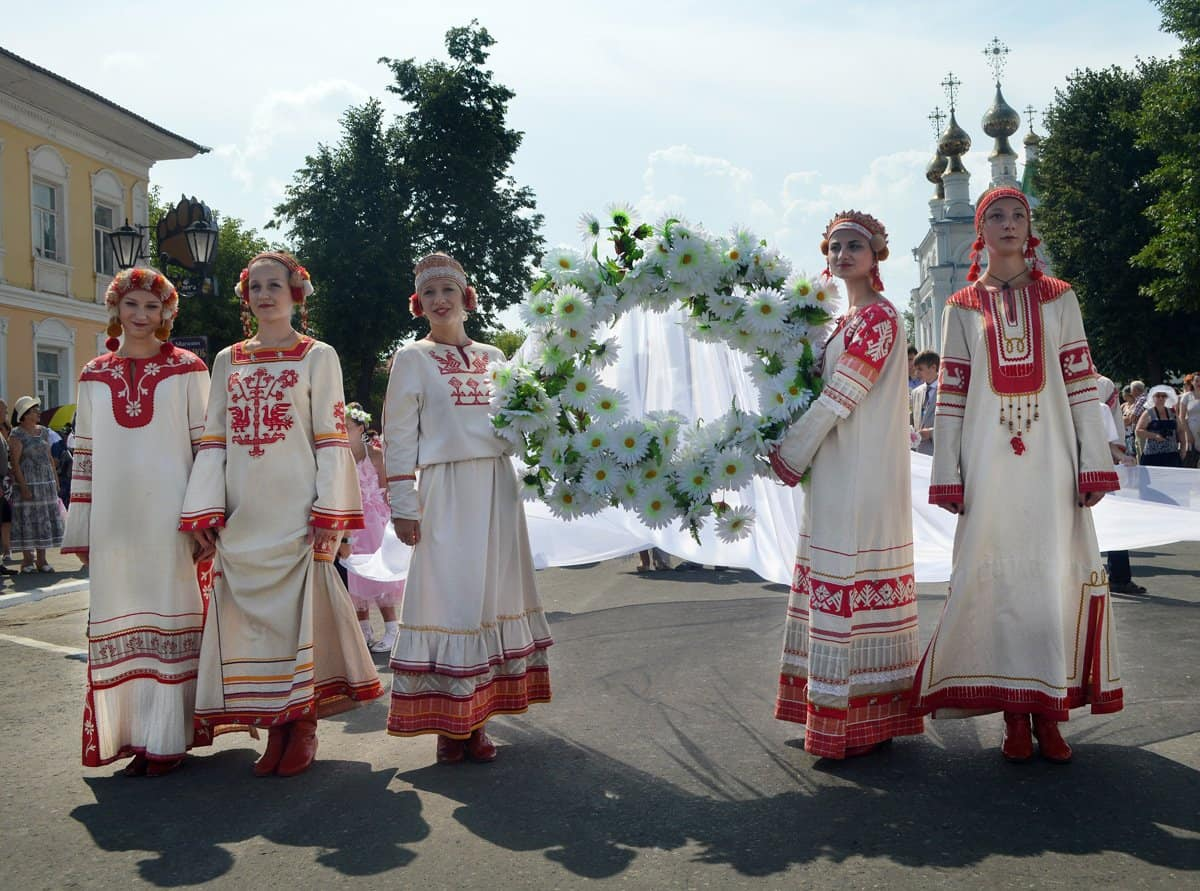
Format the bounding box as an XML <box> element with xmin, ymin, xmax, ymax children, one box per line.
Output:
<box><xmin>489</xmin><ymin>205</ymin><xmax>840</xmax><ymax>543</ymax></box>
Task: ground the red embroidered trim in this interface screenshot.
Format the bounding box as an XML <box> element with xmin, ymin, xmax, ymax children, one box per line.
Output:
<box><xmin>939</xmin><ymin>358</ymin><xmax>971</xmax><ymax>395</ymax></box>
<box><xmin>947</xmin><ymin>276</ymin><xmax>1072</xmax><ymax>311</ymax></box>
<box><xmin>429</xmin><ymin>346</ymin><xmax>490</xmax><ymax>376</ymax></box>
<box><xmin>769</xmin><ymin>447</ymin><xmax>804</xmax><ymax>487</ymax></box>
<box><xmin>61</xmin><ymin>546</ymin><xmax>89</xmax><ymax>555</ymax></box>
<box><xmin>928</xmin><ymin>484</ymin><xmax>964</xmax><ymax>505</ymax></box>
<box><xmin>179</xmin><ymin>511</ymin><xmax>226</xmax><ymax>531</ymax></box>
<box><xmin>195</xmin><ymin>677</ymin><xmax>385</xmax><ymax>729</ymax></box>
<box><xmin>1078</xmin><ymin>470</ymin><xmax>1120</xmax><ymax>493</ymax></box>
<box><xmin>78</xmin><ymin>345</ymin><xmax>207</xmax><ymax>429</ymax></box>
<box><xmin>981</xmin><ymin>286</ymin><xmax>1045</xmax><ymax>397</ymax></box>
<box><xmin>799</xmin><ymin>570</ymin><xmax>917</xmax><ymax>617</ymax></box>
<box><xmin>387</xmin><ymin>474</ymin><xmax>417</xmax><ymax>482</ymax></box>
<box><xmin>69</xmin><ymin>494</ymin><xmax>92</xmax><ymax>504</ymax></box>
<box><xmin>1059</xmin><ymin>340</ymin><xmax>1097</xmax><ymax>384</ymax></box>
<box><xmin>310</xmin><ymin>508</ymin><xmax>366</xmax><ymax>531</ymax></box>
<box><xmin>840</xmin><ymin>300</ymin><xmax>899</xmax><ymax>373</ymax></box>
<box><xmin>229</xmin><ymin>335</ymin><xmax>315</xmax><ymax>365</ymax></box>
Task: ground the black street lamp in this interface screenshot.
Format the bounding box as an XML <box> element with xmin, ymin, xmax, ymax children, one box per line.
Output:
<box><xmin>107</xmin><ymin>194</ymin><xmax>219</xmax><ymax>297</ymax></box>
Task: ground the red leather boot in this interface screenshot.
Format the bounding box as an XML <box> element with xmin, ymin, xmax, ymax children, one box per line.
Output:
<box><xmin>253</xmin><ymin>724</ymin><xmax>291</xmax><ymax>777</ymax></box>
<box><xmin>276</xmin><ymin>719</ymin><xmax>318</xmax><ymax>777</ymax></box>
<box><xmin>436</xmin><ymin>734</ymin><xmax>466</xmax><ymax>764</ymax></box>
<box><xmin>1001</xmin><ymin>712</ymin><xmax>1034</xmax><ymax>762</ymax></box>
<box><xmin>1032</xmin><ymin>715</ymin><xmax>1073</xmax><ymax>763</ymax></box>
<box><xmin>466</xmin><ymin>727</ymin><xmax>497</xmax><ymax>763</ymax></box>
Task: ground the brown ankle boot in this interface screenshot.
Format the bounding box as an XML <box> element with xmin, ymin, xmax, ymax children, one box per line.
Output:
<box><xmin>276</xmin><ymin>720</ymin><xmax>318</xmax><ymax>777</ymax></box>
<box><xmin>253</xmin><ymin>725</ymin><xmax>291</xmax><ymax>777</ymax></box>
<box><xmin>1001</xmin><ymin>712</ymin><xmax>1034</xmax><ymax>762</ymax></box>
<box><xmin>436</xmin><ymin>734</ymin><xmax>466</xmax><ymax>764</ymax></box>
<box><xmin>466</xmin><ymin>728</ymin><xmax>497</xmax><ymax>762</ymax></box>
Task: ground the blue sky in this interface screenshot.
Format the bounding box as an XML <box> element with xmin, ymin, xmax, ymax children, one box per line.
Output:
<box><xmin>7</xmin><ymin>1</ymin><xmax>1180</xmax><ymax>321</ymax></box>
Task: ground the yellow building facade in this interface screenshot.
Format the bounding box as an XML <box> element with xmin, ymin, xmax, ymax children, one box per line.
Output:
<box><xmin>0</xmin><ymin>47</ymin><xmax>205</xmax><ymax>415</ymax></box>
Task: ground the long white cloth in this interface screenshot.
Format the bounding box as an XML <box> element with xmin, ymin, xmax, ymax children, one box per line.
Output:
<box><xmin>350</xmin><ymin>309</ymin><xmax>1200</xmax><ymax>586</ymax></box>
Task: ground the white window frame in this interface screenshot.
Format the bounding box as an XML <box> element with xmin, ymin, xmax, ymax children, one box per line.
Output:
<box><xmin>29</xmin><ymin>146</ymin><xmax>71</xmax><ymax>296</ymax></box>
<box><xmin>91</xmin><ymin>169</ymin><xmax>125</xmax><ymax>300</ymax></box>
<box><xmin>32</xmin><ymin>178</ymin><xmax>62</xmax><ymax>262</ymax></box>
<box><xmin>31</xmin><ymin>318</ymin><xmax>75</xmax><ymax>406</ymax></box>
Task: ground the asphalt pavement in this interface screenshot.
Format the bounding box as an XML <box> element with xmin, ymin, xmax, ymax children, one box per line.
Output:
<box><xmin>0</xmin><ymin>544</ymin><xmax>1197</xmax><ymax>889</ymax></box>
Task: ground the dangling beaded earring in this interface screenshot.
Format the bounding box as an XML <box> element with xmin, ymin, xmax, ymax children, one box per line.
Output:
<box><xmin>1024</xmin><ymin>235</ymin><xmax>1044</xmax><ymax>281</ymax></box>
<box><xmin>966</xmin><ymin>235</ymin><xmax>985</xmax><ymax>282</ymax></box>
<box><xmin>299</xmin><ymin>301</ymin><xmax>309</xmax><ymax>335</ymax></box>
<box><xmin>105</xmin><ymin>319</ymin><xmax>122</xmax><ymax>353</ymax></box>
<box><xmin>870</xmin><ymin>262</ymin><xmax>885</xmax><ymax>292</ymax></box>
<box><xmin>241</xmin><ymin>297</ymin><xmax>255</xmax><ymax>338</ymax></box>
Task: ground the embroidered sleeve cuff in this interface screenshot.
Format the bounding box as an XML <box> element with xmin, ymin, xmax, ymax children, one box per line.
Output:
<box><xmin>929</xmin><ymin>484</ymin><xmax>965</xmax><ymax>505</ymax></box>
<box><xmin>180</xmin><ymin>511</ymin><xmax>226</xmax><ymax>531</ymax></box>
<box><xmin>310</xmin><ymin>508</ymin><xmax>366</xmax><ymax>531</ymax></box>
<box><xmin>1078</xmin><ymin>470</ymin><xmax>1120</xmax><ymax>493</ymax></box>
<box><xmin>769</xmin><ymin>447</ymin><xmax>805</xmax><ymax>487</ymax></box>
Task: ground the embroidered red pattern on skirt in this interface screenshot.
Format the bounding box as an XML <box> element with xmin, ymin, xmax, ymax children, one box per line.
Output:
<box><xmin>387</xmin><ymin>666</ymin><xmax>552</xmax><ymax>739</ymax></box>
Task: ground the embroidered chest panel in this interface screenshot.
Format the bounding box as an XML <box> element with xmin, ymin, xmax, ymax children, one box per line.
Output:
<box><xmin>80</xmin><ymin>347</ymin><xmax>206</xmax><ymax>428</ymax></box>
<box><xmin>980</xmin><ymin>287</ymin><xmax>1045</xmax><ymax>397</ymax></box>
<box><xmin>227</xmin><ymin>365</ymin><xmax>300</xmax><ymax>457</ymax></box>
<box><xmin>230</xmin><ymin>336</ymin><xmax>315</xmax><ymax>365</ymax></box>
<box><xmin>427</xmin><ymin>345</ymin><xmax>492</xmax><ymax>408</ymax></box>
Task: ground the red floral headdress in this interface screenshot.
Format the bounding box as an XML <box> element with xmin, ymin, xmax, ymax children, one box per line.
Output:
<box><xmin>103</xmin><ymin>267</ymin><xmax>180</xmax><ymax>351</ymax></box>
<box><xmin>820</xmin><ymin>210</ymin><xmax>889</xmax><ymax>292</ymax></box>
<box><xmin>409</xmin><ymin>252</ymin><xmax>477</xmax><ymax>318</ymax></box>
<box><xmin>235</xmin><ymin>250</ymin><xmax>314</xmax><ymax>336</ymax></box>
<box><xmin>967</xmin><ymin>186</ymin><xmax>1043</xmax><ymax>282</ymax></box>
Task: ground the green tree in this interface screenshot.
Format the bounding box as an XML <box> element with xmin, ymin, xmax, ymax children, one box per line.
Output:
<box><xmin>380</xmin><ymin>19</ymin><xmax>544</xmax><ymax>333</ymax></box>
<box><xmin>1035</xmin><ymin>62</ymin><xmax>1200</xmax><ymax>382</ymax></box>
<box><xmin>1133</xmin><ymin>0</ymin><xmax>1200</xmax><ymax>312</ymax></box>
<box><xmin>273</xmin><ymin>99</ymin><xmax>413</xmax><ymax>404</ymax></box>
<box><xmin>149</xmin><ymin>189</ymin><xmax>271</xmax><ymax>359</ymax></box>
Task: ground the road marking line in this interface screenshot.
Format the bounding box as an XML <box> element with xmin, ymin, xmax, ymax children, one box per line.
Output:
<box><xmin>0</xmin><ymin>631</ymin><xmax>86</xmax><ymax>658</ymax></box>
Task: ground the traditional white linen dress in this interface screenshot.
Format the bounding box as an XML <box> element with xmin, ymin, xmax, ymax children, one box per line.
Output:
<box><xmin>914</xmin><ymin>278</ymin><xmax>1123</xmax><ymax>719</ymax></box>
<box><xmin>384</xmin><ymin>338</ymin><xmax>552</xmax><ymax>739</ymax></box>
<box><xmin>180</xmin><ymin>336</ymin><xmax>382</xmax><ymax>729</ymax></box>
<box><xmin>62</xmin><ymin>344</ymin><xmax>213</xmax><ymax>766</ymax></box>
<box><xmin>770</xmin><ymin>299</ymin><xmax>924</xmax><ymax>758</ymax></box>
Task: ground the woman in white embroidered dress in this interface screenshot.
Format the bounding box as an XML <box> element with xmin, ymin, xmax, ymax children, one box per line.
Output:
<box><xmin>182</xmin><ymin>251</ymin><xmax>382</xmax><ymax>778</ymax></box>
<box><xmin>63</xmin><ymin>268</ymin><xmax>210</xmax><ymax>776</ymax></box>
<box><xmin>768</xmin><ymin>211</ymin><xmax>923</xmax><ymax>759</ymax></box>
<box><xmin>343</xmin><ymin>402</ymin><xmax>404</xmax><ymax>652</ymax></box>
<box><xmin>914</xmin><ymin>187</ymin><xmax>1122</xmax><ymax>763</ymax></box>
<box><xmin>385</xmin><ymin>252</ymin><xmax>552</xmax><ymax>764</ymax></box>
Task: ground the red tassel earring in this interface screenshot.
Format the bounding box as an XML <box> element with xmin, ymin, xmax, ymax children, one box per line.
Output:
<box><xmin>105</xmin><ymin>319</ymin><xmax>122</xmax><ymax>353</ymax></box>
<box><xmin>966</xmin><ymin>235</ymin><xmax>985</xmax><ymax>282</ymax></box>
<box><xmin>1025</xmin><ymin>235</ymin><xmax>1044</xmax><ymax>281</ymax></box>
<box><xmin>870</xmin><ymin>263</ymin><xmax>884</xmax><ymax>292</ymax></box>
<box><xmin>241</xmin><ymin>297</ymin><xmax>255</xmax><ymax>338</ymax></box>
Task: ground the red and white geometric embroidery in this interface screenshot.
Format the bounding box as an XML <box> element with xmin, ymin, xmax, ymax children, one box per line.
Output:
<box><xmin>448</xmin><ymin>376</ymin><xmax>489</xmax><ymax>407</ymax></box>
<box><xmin>430</xmin><ymin>347</ymin><xmax>489</xmax><ymax>376</ymax></box>
<box><xmin>228</xmin><ymin>367</ymin><xmax>299</xmax><ymax>457</ymax></box>
<box><xmin>1059</xmin><ymin>343</ymin><xmax>1096</xmax><ymax>383</ymax></box>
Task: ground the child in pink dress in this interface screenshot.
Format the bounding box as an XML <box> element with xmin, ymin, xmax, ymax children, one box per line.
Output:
<box><xmin>345</xmin><ymin>403</ymin><xmax>404</xmax><ymax>652</ymax></box>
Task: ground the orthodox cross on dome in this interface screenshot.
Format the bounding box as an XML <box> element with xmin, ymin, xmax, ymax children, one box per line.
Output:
<box><xmin>983</xmin><ymin>36</ymin><xmax>1010</xmax><ymax>85</ymax></box>
<box><xmin>1024</xmin><ymin>105</ymin><xmax>1039</xmax><ymax>134</ymax></box>
<box><xmin>928</xmin><ymin>106</ymin><xmax>946</xmax><ymax>138</ymax></box>
<box><xmin>941</xmin><ymin>72</ymin><xmax>962</xmax><ymax>110</ymax></box>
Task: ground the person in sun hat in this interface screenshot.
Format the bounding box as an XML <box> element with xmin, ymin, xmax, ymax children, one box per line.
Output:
<box><xmin>7</xmin><ymin>394</ymin><xmax>62</xmax><ymax>573</ymax></box>
<box><xmin>1135</xmin><ymin>384</ymin><xmax>1187</xmax><ymax>468</ymax></box>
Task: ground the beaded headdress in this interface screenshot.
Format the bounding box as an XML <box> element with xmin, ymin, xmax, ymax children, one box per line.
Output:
<box><xmin>967</xmin><ymin>186</ymin><xmax>1043</xmax><ymax>282</ymax></box>
<box><xmin>820</xmin><ymin>210</ymin><xmax>889</xmax><ymax>292</ymax></box>
<box><xmin>235</xmin><ymin>250</ymin><xmax>314</xmax><ymax>337</ymax></box>
<box><xmin>103</xmin><ymin>267</ymin><xmax>180</xmax><ymax>351</ymax></box>
<box><xmin>409</xmin><ymin>252</ymin><xmax>478</xmax><ymax>318</ymax></box>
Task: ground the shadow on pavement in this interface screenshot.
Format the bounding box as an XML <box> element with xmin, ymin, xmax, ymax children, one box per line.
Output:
<box><xmin>398</xmin><ymin>726</ymin><xmax>1200</xmax><ymax>880</ymax></box>
<box><xmin>70</xmin><ymin>749</ymin><xmax>428</xmax><ymax>886</ymax></box>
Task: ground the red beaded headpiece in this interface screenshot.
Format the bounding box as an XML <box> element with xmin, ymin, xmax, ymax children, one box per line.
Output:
<box><xmin>967</xmin><ymin>186</ymin><xmax>1043</xmax><ymax>282</ymax></box>
<box><xmin>235</xmin><ymin>250</ymin><xmax>314</xmax><ymax>336</ymax></box>
<box><xmin>820</xmin><ymin>210</ymin><xmax>889</xmax><ymax>292</ymax></box>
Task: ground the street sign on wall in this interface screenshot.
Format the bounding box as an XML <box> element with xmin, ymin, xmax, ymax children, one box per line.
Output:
<box><xmin>170</xmin><ymin>335</ymin><xmax>209</xmax><ymax>364</ymax></box>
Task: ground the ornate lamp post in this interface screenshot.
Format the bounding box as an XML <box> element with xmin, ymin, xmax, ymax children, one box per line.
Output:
<box><xmin>107</xmin><ymin>195</ymin><xmax>219</xmax><ymax>297</ymax></box>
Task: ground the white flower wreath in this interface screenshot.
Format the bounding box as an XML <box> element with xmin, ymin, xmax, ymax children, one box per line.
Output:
<box><xmin>490</xmin><ymin>206</ymin><xmax>840</xmax><ymax>542</ymax></box>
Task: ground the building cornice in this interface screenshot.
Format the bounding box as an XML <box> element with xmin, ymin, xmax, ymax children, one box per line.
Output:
<box><xmin>0</xmin><ymin>283</ymin><xmax>107</xmax><ymax>323</ymax></box>
<box><xmin>0</xmin><ymin>92</ymin><xmax>152</xmax><ymax>178</ymax></box>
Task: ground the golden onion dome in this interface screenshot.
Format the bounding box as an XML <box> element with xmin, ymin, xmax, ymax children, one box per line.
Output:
<box><xmin>1023</xmin><ymin>129</ymin><xmax>1042</xmax><ymax>146</ymax></box>
<box><xmin>982</xmin><ymin>84</ymin><xmax>1020</xmax><ymax>138</ymax></box>
<box><xmin>938</xmin><ymin>110</ymin><xmax>972</xmax><ymax>172</ymax></box>
<box><xmin>926</xmin><ymin>151</ymin><xmax>948</xmax><ymax>184</ymax></box>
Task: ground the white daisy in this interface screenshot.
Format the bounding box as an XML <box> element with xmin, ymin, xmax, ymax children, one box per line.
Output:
<box><xmin>726</xmin><ymin>227</ymin><xmax>758</xmax><ymax>266</ymax></box>
<box><xmin>539</xmin><ymin>340</ymin><xmax>571</xmax><ymax>370</ymax></box>
<box><xmin>712</xmin><ymin>448</ymin><xmax>754</xmax><ymax>490</ymax></box>
<box><xmin>783</xmin><ymin>273</ymin><xmax>818</xmax><ymax>309</ymax></box>
<box><xmin>674</xmin><ymin>458</ymin><xmax>714</xmax><ymax>500</ymax></box>
<box><xmin>607</xmin><ymin>202</ymin><xmax>638</xmax><ymax>229</ymax></box>
<box><xmin>728</xmin><ymin>326</ymin><xmax>760</xmax><ymax>354</ymax></box>
<box><xmin>517</xmin><ymin>467</ymin><xmax>544</xmax><ymax>501</ymax></box>
<box><xmin>665</xmin><ymin>234</ymin><xmax>709</xmax><ymax>288</ymax></box>
<box><xmin>758</xmin><ymin>377</ymin><xmax>794</xmax><ymax>420</ymax></box>
<box><xmin>811</xmin><ymin>275</ymin><xmax>841</xmax><ymax>312</ymax></box>
<box><xmin>715</xmin><ymin>505</ymin><xmax>755</xmax><ymax>542</ymax></box>
<box><xmin>637</xmin><ymin>460</ymin><xmax>666</xmax><ymax>486</ymax></box>
<box><xmin>580</xmin><ymin>455</ymin><xmax>620</xmax><ymax>496</ymax></box>
<box><xmin>707</xmin><ymin>287</ymin><xmax>745</xmax><ymax>321</ymax></box>
<box><xmin>518</xmin><ymin>291</ymin><xmax>556</xmax><ymax>328</ymax></box>
<box><xmin>553</xmin><ymin>321</ymin><xmax>596</xmax><ymax>356</ymax></box>
<box><xmin>547</xmin><ymin>481</ymin><xmax>586</xmax><ymax>519</ymax></box>
<box><xmin>553</xmin><ymin>285</ymin><xmax>593</xmax><ymax>329</ymax></box>
<box><xmin>543</xmin><ymin>247</ymin><xmax>587</xmax><ymax>283</ymax></box>
<box><xmin>591</xmin><ymin>387</ymin><xmax>627</xmax><ymax>422</ymax></box>
<box><xmin>578</xmin><ymin>212</ymin><xmax>602</xmax><ymax>244</ymax></box>
<box><xmin>493</xmin><ymin>417</ymin><xmax>525</xmax><ymax>448</ymax></box>
<box><xmin>745</xmin><ymin>288</ymin><xmax>788</xmax><ymax>334</ymax></box>
<box><xmin>635</xmin><ymin>482</ymin><xmax>675</xmax><ymax>529</ymax></box>
<box><xmin>559</xmin><ymin>366</ymin><xmax>601</xmax><ymax>411</ymax></box>
<box><xmin>573</xmin><ymin>426</ymin><xmax>611</xmax><ymax>455</ymax></box>
<box><xmin>589</xmin><ymin>337</ymin><xmax>621</xmax><ymax>369</ymax></box>
<box><xmin>538</xmin><ymin>432</ymin><xmax>574</xmax><ymax>472</ymax></box>
<box><xmin>611</xmin><ymin>421</ymin><xmax>652</xmax><ymax>465</ymax></box>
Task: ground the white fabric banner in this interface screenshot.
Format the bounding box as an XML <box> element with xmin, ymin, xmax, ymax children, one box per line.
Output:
<box><xmin>350</xmin><ymin>309</ymin><xmax>1200</xmax><ymax>586</ymax></box>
